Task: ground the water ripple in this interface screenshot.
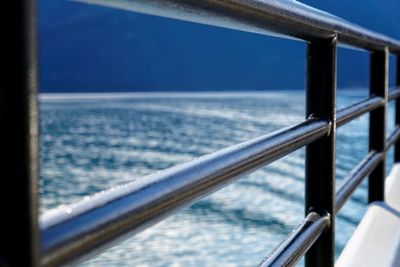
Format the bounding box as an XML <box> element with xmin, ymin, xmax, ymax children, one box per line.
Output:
<box><xmin>39</xmin><ymin>91</ymin><xmax>392</xmax><ymax>266</ymax></box>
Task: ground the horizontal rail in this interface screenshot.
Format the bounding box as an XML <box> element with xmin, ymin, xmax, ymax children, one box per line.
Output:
<box><xmin>388</xmin><ymin>88</ymin><xmax>400</xmax><ymax>101</ymax></box>
<box><xmin>258</xmin><ymin>212</ymin><xmax>330</xmax><ymax>267</ymax></box>
<box><xmin>336</xmin><ymin>96</ymin><xmax>384</xmax><ymax>128</ymax></box>
<box><xmin>335</xmin><ymin>151</ymin><xmax>383</xmax><ymax>213</ymax></box>
<box><xmin>79</xmin><ymin>0</ymin><xmax>400</xmax><ymax>53</ymax></box>
<box><xmin>39</xmin><ymin>118</ymin><xmax>330</xmax><ymax>267</ymax></box>
<box><xmin>386</xmin><ymin>127</ymin><xmax>400</xmax><ymax>151</ymax></box>
<box><xmin>335</xmin><ymin>126</ymin><xmax>400</xmax><ymax>213</ymax></box>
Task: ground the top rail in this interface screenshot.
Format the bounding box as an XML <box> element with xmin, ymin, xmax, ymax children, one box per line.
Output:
<box><xmin>80</xmin><ymin>0</ymin><xmax>400</xmax><ymax>53</ymax></box>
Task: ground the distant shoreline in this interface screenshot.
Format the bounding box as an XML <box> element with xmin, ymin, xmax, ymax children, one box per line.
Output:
<box><xmin>39</xmin><ymin>89</ymin><xmax>368</xmax><ymax>100</ymax></box>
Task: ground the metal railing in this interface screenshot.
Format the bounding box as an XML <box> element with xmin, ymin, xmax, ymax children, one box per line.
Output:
<box><xmin>1</xmin><ymin>0</ymin><xmax>400</xmax><ymax>267</ymax></box>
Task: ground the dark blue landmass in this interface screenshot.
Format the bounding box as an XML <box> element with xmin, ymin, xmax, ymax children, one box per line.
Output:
<box><xmin>39</xmin><ymin>0</ymin><xmax>400</xmax><ymax>93</ymax></box>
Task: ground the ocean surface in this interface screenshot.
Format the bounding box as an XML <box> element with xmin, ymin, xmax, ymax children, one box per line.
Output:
<box><xmin>39</xmin><ymin>91</ymin><xmax>395</xmax><ymax>266</ymax></box>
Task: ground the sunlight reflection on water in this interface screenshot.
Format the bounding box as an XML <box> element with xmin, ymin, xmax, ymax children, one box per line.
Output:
<box><xmin>39</xmin><ymin>91</ymin><xmax>394</xmax><ymax>266</ymax></box>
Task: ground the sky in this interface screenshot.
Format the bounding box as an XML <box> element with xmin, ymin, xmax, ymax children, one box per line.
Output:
<box><xmin>39</xmin><ymin>0</ymin><xmax>400</xmax><ymax>93</ymax></box>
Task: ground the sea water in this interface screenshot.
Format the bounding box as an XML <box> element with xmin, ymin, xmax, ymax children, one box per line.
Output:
<box><xmin>39</xmin><ymin>90</ymin><xmax>395</xmax><ymax>266</ymax></box>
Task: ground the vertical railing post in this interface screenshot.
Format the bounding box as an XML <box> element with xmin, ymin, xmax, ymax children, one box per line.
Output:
<box><xmin>305</xmin><ymin>37</ymin><xmax>337</xmax><ymax>267</ymax></box>
<box><xmin>369</xmin><ymin>49</ymin><xmax>388</xmax><ymax>203</ymax></box>
<box><xmin>395</xmin><ymin>55</ymin><xmax>400</xmax><ymax>163</ymax></box>
<box><xmin>0</xmin><ymin>0</ymin><xmax>40</xmax><ymax>266</ymax></box>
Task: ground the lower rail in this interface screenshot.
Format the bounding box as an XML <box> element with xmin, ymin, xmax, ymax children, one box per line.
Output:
<box><xmin>335</xmin><ymin>152</ymin><xmax>383</xmax><ymax>213</ymax></box>
<box><xmin>258</xmin><ymin>212</ymin><xmax>330</xmax><ymax>267</ymax></box>
<box><xmin>386</xmin><ymin>127</ymin><xmax>400</xmax><ymax>151</ymax></box>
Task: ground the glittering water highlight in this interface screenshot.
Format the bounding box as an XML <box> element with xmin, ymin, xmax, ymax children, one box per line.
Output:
<box><xmin>39</xmin><ymin>91</ymin><xmax>395</xmax><ymax>266</ymax></box>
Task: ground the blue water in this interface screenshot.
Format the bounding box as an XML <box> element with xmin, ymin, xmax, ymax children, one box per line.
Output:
<box><xmin>39</xmin><ymin>91</ymin><xmax>395</xmax><ymax>266</ymax></box>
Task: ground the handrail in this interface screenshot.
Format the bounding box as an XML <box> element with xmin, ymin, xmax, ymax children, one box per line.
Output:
<box><xmin>80</xmin><ymin>0</ymin><xmax>400</xmax><ymax>52</ymax></box>
<box><xmin>3</xmin><ymin>0</ymin><xmax>400</xmax><ymax>267</ymax></box>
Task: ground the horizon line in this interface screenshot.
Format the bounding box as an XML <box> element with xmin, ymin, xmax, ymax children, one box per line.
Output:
<box><xmin>39</xmin><ymin>88</ymin><xmax>368</xmax><ymax>100</ymax></box>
